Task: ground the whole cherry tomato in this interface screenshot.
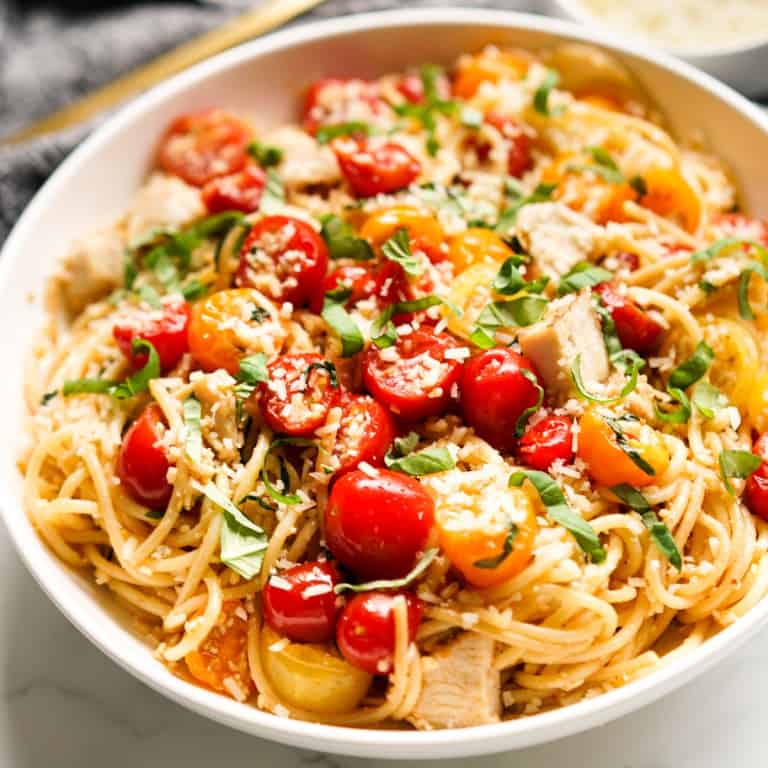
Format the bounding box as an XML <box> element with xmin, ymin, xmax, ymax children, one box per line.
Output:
<box><xmin>302</xmin><ymin>78</ymin><xmax>385</xmax><ymax>135</ymax></box>
<box><xmin>336</xmin><ymin>592</ymin><xmax>423</xmax><ymax>675</ymax></box>
<box><xmin>116</xmin><ymin>404</ymin><xmax>173</xmax><ymax>508</ymax></box>
<box><xmin>745</xmin><ymin>433</ymin><xmax>768</xmax><ymax>521</ymax></box>
<box><xmin>593</xmin><ymin>282</ymin><xmax>663</xmax><ymax>355</ymax></box>
<box><xmin>485</xmin><ymin>112</ymin><xmax>533</xmax><ymax>178</ymax></box>
<box><xmin>157</xmin><ymin>109</ymin><xmax>251</xmax><ymax>187</ymax></box>
<box><xmin>460</xmin><ymin>348</ymin><xmax>542</xmax><ymax>453</ymax></box>
<box><xmin>362</xmin><ymin>328</ymin><xmax>464</xmax><ymax>421</ymax></box>
<box><xmin>237</xmin><ymin>215</ymin><xmax>329</xmax><ymax>308</ymax></box>
<box><xmin>332</xmin><ymin>137</ymin><xmax>421</xmax><ymax>198</ymax></box>
<box><xmin>262</xmin><ymin>561</ymin><xmax>340</xmax><ymax>643</ymax></box>
<box><xmin>518</xmin><ymin>414</ymin><xmax>574</xmax><ymax>471</ymax></box>
<box><xmin>325</xmin><ymin>468</ymin><xmax>434</xmax><ymax>580</ymax></box>
<box><xmin>309</xmin><ymin>264</ymin><xmax>378</xmax><ymax>315</ymax></box>
<box><xmin>201</xmin><ymin>164</ymin><xmax>266</xmax><ymax>213</ymax></box>
<box><xmin>113</xmin><ymin>295</ymin><xmax>190</xmax><ymax>373</ymax></box>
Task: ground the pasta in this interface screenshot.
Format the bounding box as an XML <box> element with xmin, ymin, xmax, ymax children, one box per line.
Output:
<box><xmin>22</xmin><ymin>43</ymin><xmax>768</xmax><ymax>730</ymax></box>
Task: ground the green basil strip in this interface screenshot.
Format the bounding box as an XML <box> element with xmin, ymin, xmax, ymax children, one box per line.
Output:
<box><xmin>382</xmin><ymin>228</ymin><xmax>424</xmax><ymax>276</ymax></box>
<box><xmin>202</xmin><ymin>481</ymin><xmax>268</xmax><ymax>580</ymax></box>
<box><xmin>384</xmin><ymin>438</ymin><xmax>455</xmax><ymax>476</ymax></box>
<box><xmin>493</xmin><ymin>255</ymin><xmax>549</xmax><ymax>295</ymax></box>
<box><xmin>248</xmin><ymin>141</ymin><xmax>284</xmax><ymax>168</ymax></box>
<box><xmin>473</xmin><ymin>524</ymin><xmax>519</xmax><ymax>569</ymax></box>
<box><xmin>261</xmin><ymin>437</ymin><xmax>316</xmax><ymax>505</ymax></box>
<box><xmin>629</xmin><ymin>175</ymin><xmax>647</xmax><ymax>196</ymax></box>
<box><xmin>334</xmin><ymin>548</ymin><xmax>439</xmax><ymax>594</ymax></box>
<box><xmin>234</xmin><ymin>352</ymin><xmax>269</xmax><ymax>400</ymax></box>
<box><xmin>654</xmin><ymin>387</ymin><xmax>691</xmax><ymax>424</ymax></box>
<box><xmin>719</xmin><ymin>449</ymin><xmax>762</xmax><ymax>495</ymax></box>
<box><xmin>690</xmin><ymin>237</ymin><xmax>768</xmax><ymax>265</ymax></box>
<box><xmin>515</xmin><ymin>369</ymin><xmax>544</xmax><ymax>438</ymax></box>
<box><xmin>533</xmin><ymin>69</ymin><xmax>562</xmax><ymax>117</ymax></box>
<box><xmin>250</xmin><ymin>306</ymin><xmax>270</xmax><ymax>323</ymax></box>
<box><xmin>495</xmin><ymin>183</ymin><xmax>557</xmax><ymax>233</ymax></box>
<box><xmin>319</xmin><ymin>214</ymin><xmax>374</xmax><ymax>261</ymax></box>
<box><xmin>668</xmin><ymin>341</ymin><xmax>714</xmax><ymax>390</ymax></box>
<box><xmin>259</xmin><ymin>169</ymin><xmax>285</xmax><ymax>215</ymax></box>
<box><xmin>603</xmin><ymin>414</ymin><xmax>656</xmax><ymax>475</ymax></box>
<box><xmin>315</xmin><ymin>121</ymin><xmax>371</xmax><ymax>145</ymax></box>
<box><xmin>476</xmin><ymin>297</ymin><xmax>549</xmax><ymax>331</ymax></box>
<box><xmin>593</xmin><ymin>296</ymin><xmax>625</xmax><ymax>365</ymax></box>
<box><xmin>566</xmin><ymin>146</ymin><xmax>624</xmax><ymax>185</ymax></box>
<box><xmin>610</xmin><ymin>483</ymin><xmax>682</xmax><ymax>569</ymax></box>
<box><xmin>371</xmin><ymin>305</ymin><xmax>398</xmax><ymax>349</ymax></box>
<box><xmin>322</xmin><ymin>294</ymin><xmax>364</xmax><ymax>357</ymax></box>
<box><xmin>737</xmin><ymin>260</ymin><xmax>768</xmax><ymax>320</ymax></box>
<box><xmin>571</xmin><ymin>351</ymin><xmax>642</xmax><ymax>404</ymax></box>
<box><xmin>692</xmin><ymin>380</ymin><xmax>728</xmax><ymax>419</ymax></box>
<box><xmin>180</xmin><ymin>279</ymin><xmax>207</xmax><ymax>302</ymax></box>
<box><xmin>183</xmin><ymin>395</ymin><xmax>203</xmax><ymax>463</ymax></box>
<box><xmin>557</xmin><ymin>262</ymin><xmax>613</xmax><ymax>296</ymax></box>
<box><xmin>305</xmin><ymin>360</ymin><xmax>339</xmax><ymax>389</ymax></box>
<box><xmin>41</xmin><ymin>390</ymin><xmax>58</xmax><ymax>406</ymax></box>
<box><xmin>137</xmin><ymin>284</ymin><xmax>163</xmax><ymax>309</ymax></box>
<box><xmin>509</xmin><ymin>469</ymin><xmax>605</xmax><ymax>563</ymax></box>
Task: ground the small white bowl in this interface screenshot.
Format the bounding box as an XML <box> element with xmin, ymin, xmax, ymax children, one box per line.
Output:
<box><xmin>2</xmin><ymin>8</ymin><xmax>768</xmax><ymax>760</ymax></box>
<box><xmin>545</xmin><ymin>0</ymin><xmax>768</xmax><ymax>97</ymax></box>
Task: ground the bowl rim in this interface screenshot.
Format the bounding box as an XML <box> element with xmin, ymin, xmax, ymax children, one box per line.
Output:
<box><xmin>3</xmin><ymin>6</ymin><xmax>768</xmax><ymax>758</ymax></box>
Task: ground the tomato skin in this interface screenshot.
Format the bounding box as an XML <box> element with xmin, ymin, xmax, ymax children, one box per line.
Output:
<box><xmin>116</xmin><ymin>404</ymin><xmax>172</xmax><ymax>508</ymax></box>
<box><xmin>262</xmin><ymin>562</ymin><xmax>340</xmax><ymax>643</ymax></box>
<box><xmin>309</xmin><ymin>264</ymin><xmax>378</xmax><ymax>315</ymax></box>
<box><xmin>237</xmin><ymin>215</ymin><xmax>329</xmax><ymax>307</ymax></box>
<box><xmin>157</xmin><ymin>109</ymin><xmax>251</xmax><ymax>187</ymax></box>
<box><xmin>460</xmin><ymin>349</ymin><xmax>542</xmax><ymax>453</ymax></box>
<box><xmin>303</xmin><ymin>78</ymin><xmax>384</xmax><ymax>135</ymax></box>
<box><xmin>201</xmin><ymin>164</ymin><xmax>266</xmax><ymax>213</ymax></box>
<box><xmin>593</xmin><ymin>282</ymin><xmax>663</xmax><ymax>355</ymax></box>
<box><xmin>332</xmin><ymin>393</ymin><xmax>397</xmax><ymax>477</ymax></box>
<box><xmin>325</xmin><ymin>469</ymin><xmax>435</xmax><ymax>580</ymax></box>
<box><xmin>518</xmin><ymin>414</ymin><xmax>574</xmax><ymax>471</ymax></box>
<box><xmin>485</xmin><ymin>112</ymin><xmax>533</xmax><ymax>178</ymax></box>
<box><xmin>745</xmin><ymin>434</ymin><xmax>768</xmax><ymax>521</ymax></box>
<box><xmin>336</xmin><ymin>592</ymin><xmax>423</xmax><ymax>675</ymax></box>
<box><xmin>113</xmin><ymin>296</ymin><xmax>190</xmax><ymax>373</ymax></box>
<box><xmin>332</xmin><ymin>137</ymin><xmax>421</xmax><ymax>198</ymax></box>
<box><xmin>448</xmin><ymin>227</ymin><xmax>513</xmax><ymax>272</ymax></box>
<box><xmin>362</xmin><ymin>329</ymin><xmax>464</xmax><ymax>422</ymax></box>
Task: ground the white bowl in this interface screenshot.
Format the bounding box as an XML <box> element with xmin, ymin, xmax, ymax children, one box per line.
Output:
<box><xmin>2</xmin><ymin>8</ymin><xmax>768</xmax><ymax>760</ymax></box>
<box><xmin>544</xmin><ymin>0</ymin><xmax>768</xmax><ymax>97</ymax></box>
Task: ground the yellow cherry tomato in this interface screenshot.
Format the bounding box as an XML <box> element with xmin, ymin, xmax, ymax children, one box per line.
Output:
<box><xmin>748</xmin><ymin>369</ymin><xmax>768</xmax><ymax>434</ymax></box>
<box><xmin>442</xmin><ymin>261</ymin><xmax>499</xmax><ymax>339</ymax></box>
<box><xmin>577</xmin><ymin>407</ymin><xmax>670</xmax><ymax>488</ymax></box>
<box><xmin>360</xmin><ymin>205</ymin><xmax>444</xmax><ymax>258</ymax></box>
<box><xmin>448</xmin><ymin>228</ymin><xmax>514</xmax><ymax>272</ymax></box>
<box><xmin>453</xmin><ymin>48</ymin><xmax>533</xmax><ymax>99</ymax></box>
<box><xmin>260</xmin><ymin>626</ymin><xmax>372</xmax><ymax>714</ymax></box>
<box><xmin>637</xmin><ymin>166</ymin><xmax>701</xmax><ymax>234</ymax></box>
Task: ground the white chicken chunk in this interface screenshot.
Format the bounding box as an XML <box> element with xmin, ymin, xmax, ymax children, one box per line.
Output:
<box><xmin>407</xmin><ymin>632</ymin><xmax>500</xmax><ymax>730</ymax></box>
<box><xmin>518</xmin><ymin>291</ymin><xmax>609</xmax><ymax>398</ymax></box>
<box><xmin>515</xmin><ymin>201</ymin><xmax>604</xmax><ymax>280</ymax></box>
<box><xmin>192</xmin><ymin>370</ymin><xmax>240</xmax><ymax>463</ymax></box>
<box><xmin>263</xmin><ymin>125</ymin><xmax>341</xmax><ymax>189</ymax></box>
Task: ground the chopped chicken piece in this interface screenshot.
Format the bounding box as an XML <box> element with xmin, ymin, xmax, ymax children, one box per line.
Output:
<box><xmin>192</xmin><ymin>370</ymin><xmax>240</xmax><ymax>463</ymax></box>
<box><xmin>407</xmin><ymin>632</ymin><xmax>500</xmax><ymax>730</ymax></box>
<box><xmin>515</xmin><ymin>201</ymin><xmax>604</xmax><ymax>279</ymax></box>
<box><xmin>263</xmin><ymin>125</ymin><xmax>341</xmax><ymax>189</ymax></box>
<box><xmin>518</xmin><ymin>291</ymin><xmax>609</xmax><ymax>398</ymax></box>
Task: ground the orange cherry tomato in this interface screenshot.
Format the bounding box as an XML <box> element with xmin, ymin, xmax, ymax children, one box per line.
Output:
<box><xmin>636</xmin><ymin>167</ymin><xmax>701</xmax><ymax>234</ymax></box>
<box><xmin>447</xmin><ymin>227</ymin><xmax>514</xmax><ymax>272</ymax></box>
<box><xmin>360</xmin><ymin>205</ymin><xmax>444</xmax><ymax>261</ymax></box>
<box><xmin>453</xmin><ymin>48</ymin><xmax>533</xmax><ymax>99</ymax></box>
<box><xmin>436</xmin><ymin>485</ymin><xmax>537</xmax><ymax>588</ymax></box>
<box><xmin>576</xmin><ymin>407</ymin><xmax>670</xmax><ymax>488</ymax></box>
<box><xmin>578</xmin><ymin>94</ymin><xmax>625</xmax><ymax>112</ymax></box>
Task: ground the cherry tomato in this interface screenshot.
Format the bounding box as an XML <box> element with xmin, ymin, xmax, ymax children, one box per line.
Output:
<box><xmin>309</xmin><ymin>264</ymin><xmax>378</xmax><ymax>315</ymax></box>
<box><xmin>518</xmin><ymin>414</ymin><xmax>574</xmax><ymax>471</ymax></box>
<box><xmin>332</xmin><ymin>137</ymin><xmax>421</xmax><ymax>198</ymax></box>
<box><xmin>448</xmin><ymin>228</ymin><xmax>514</xmax><ymax>272</ymax></box>
<box><xmin>460</xmin><ymin>349</ymin><xmax>542</xmax><ymax>453</ymax></box>
<box><xmin>113</xmin><ymin>295</ymin><xmax>190</xmax><ymax>373</ymax></box>
<box><xmin>237</xmin><ymin>215</ymin><xmax>329</xmax><ymax>308</ymax></box>
<box><xmin>713</xmin><ymin>213</ymin><xmax>768</xmax><ymax>246</ymax></box>
<box><xmin>362</xmin><ymin>328</ymin><xmax>464</xmax><ymax>421</ymax></box>
<box><xmin>116</xmin><ymin>404</ymin><xmax>172</xmax><ymax>508</ymax></box>
<box><xmin>262</xmin><ymin>561</ymin><xmax>339</xmax><ymax>643</ymax></box>
<box><xmin>259</xmin><ymin>353</ymin><xmax>340</xmax><ymax>436</ymax></box>
<box><xmin>637</xmin><ymin>166</ymin><xmax>701</xmax><ymax>234</ymax></box>
<box><xmin>325</xmin><ymin>468</ymin><xmax>434</xmax><ymax>580</ymax></box>
<box><xmin>593</xmin><ymin>282</ymin><xmax>663</xmax><ymax>355</ymax></box>
<box><xmin>612</xmin><ymin>251</ymin><xmax>640</xmax><ymax>272</ymax></box>
<box><xmin>336</xmin><ymin>592</ymin><xmax>423</xmax><ymax>675</ymax></box>
<box><xmin>396</xmin><ymin>71</ymin><xmax>451</xmax><ymax>104</ymax></box>
<box><xmin>302</xmin><ymin>78</ymin><xmax>385</xmax><ymax>135</ymax></box>
<box><xmin>360</xmin><ymin>205</ymin><xmax>445</xmax><ymax>264</ymax></box>
<box><xmin>201</xmin><ymin>164</ymin><xmax>266</xmax><ymax>214</ymax></box>
<box><xmin>485</xmin><ymin>112</ymin><xmax>533</xmax><ymax>178</ymax></box>
<box><xmin>453</xmin><ymin>48</ymin><xmax>532</xmax><ymax>99</ymax></box>
<box><xmin>744</xmin><ymin>434</ymin><xmax>768</xmax><ymax>521</ymax></box>
<box><xmin>332</xmin><ymin>393</ymin><xmax>397</xmax><ymax>477</ymax></box>
<box><xmin>157</xmin><ymin>109</ymin><xmax>251</xmax><ymax>187</ymax></box>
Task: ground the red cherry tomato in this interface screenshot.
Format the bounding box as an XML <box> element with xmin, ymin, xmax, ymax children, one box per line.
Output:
<box><xmin>117</xmin><ymin>404</ymin><xmax>172</xmax><ymax>508</ymax></box>
<box><xmin>460</xmin><ymin>348</ymin><xmax>542</xmax><ymax>453</ymax></box>
<box><xmin>237</xmin><ymin>215</ymin><xmax>329</xmax><ymax>307</ymax></box>
<box><xmin>325</xmin><ymin>468</ymin><xmax>434</xmax><ymax>580</ymax></box>
<box><xmin>262</xmin><ymin>561</ymin><xmax>339</xmax><ymax>643</ymax></box>
<box><xmin>745</xmin><ymin>433</ymin><xmax>768</xmax><ymax>521</ymax></box>
<box><xmin>201</xmin><ymin>164</ymin><xmax>266</xmax><ymax>213</ymax></box>
<box><xmin>309</xmin><ymin>264</ymin><xmax>378</xmax><ymax>314</ymax></box>
<box><xmin>332</xmin><ymin>393</ymin><xmax>397</xmax><ymax>477</ymax></box>
<box><xmin>113</xmin><ymin>296</ymin><xmax>190</xmax><ymax>373</ymax></box>
<box><xmin>713</xmin><ymin>213</ymin><xmax>768</xmax><ymax>246</ymax></box>
<box><xmin>518</xmin><ymin>414</ymin><xmax>574</xmax><ymax>471</ymax></box>
<box><xmin>156</xmin><ymin>109</ymin><xmax>251</xmax><ymax>187</ymax></box>
<box><xmin>612</xmin><ymin>251</ymin><xmax>640</xmax><ymax>272</ymax></box>
<box><xmin>337</xmin><ymin>592</ymin><xmax>423</xmax><ymax>675</ymax></box>
<box><xmin>362</xmin><ymin>328</ymin><xmax>464</xmax><ymax>422</ymax></box>
<box><xmin>332</xmin><ymin>137</ymin><xmax>421</xmax><ymax>198</ymax></box>
<box><xmin>593</xmin><ymin>282</ymin><xmax>663</xmax><ymax>355</ymax></box>
<box><xmin>259</xmin><ymin>353</ymin><xmax>340</xmax><ymax>437</ymax></box>
<box><xmin>302</xmin><ymin>78</ymin><xmax>385</xmax><ymax>135</ymax></box>
<box><xmin>485</xmin><ymin>112</ymin><xmax>533</xmax><ymax>178</ymax></box>
<box><xmin>396</xmin><ymin>71</ymin><xmax>451</xmax><ymax>104</ymax></box>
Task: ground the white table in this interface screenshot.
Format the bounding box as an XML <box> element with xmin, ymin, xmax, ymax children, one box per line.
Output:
<box><xmin>1</xmin><ymin>525</ymin><xmax>766</xmax><ymax>767</ymax></box>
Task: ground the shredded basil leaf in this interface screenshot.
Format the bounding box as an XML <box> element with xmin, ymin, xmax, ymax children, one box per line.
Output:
<box><xmin>737</xmin><ymin>260</ymin><xmax>768</xmax><ymax>320</ymax></box>
<box><xmin>668</xmin><ymin>341</ymin><xmax>714</xmax><ymax>390</ymax></box>
<box><xmin>180</xmin><ymin>279</ymin><xmax>207</xmax><ymax>301</ymax></box>
<box><xmin>629</xmin><ymin>175</ymin><xmax>648</xmax><ymax>197</ymax></box>
<box><xmin>493</xmin><ymin>255</ymin><xmax>549</xmax><ymax>295</ymax></box>
<box><xmin>250</xmin><ymin>306</ymin><xmax>270</xmax><ymax>323</ymax></box>
<box><xmin>183</xmin><ymin>395</ymin><xmax>202</xmax><ymax>463</ymax></box>
<box><xmin>260</xmin><ymin>169</ymin><xmax>285</xmax><ymax>215</ymax></box>
<box><xmin>319</xmin><ymin>214</ymin><xmax>374</xmax><ymax>261</ymax></box>
<box><xmin>719</xmin><ymin>449</ymin><xmax>761</xmax><ymax>495</ymax></box>
<box><xmin>473</xmin><ymin>524</ymin><xmax>519</xmax><ymax>569</ymax></box>
<box><xmin>371</xmin><ymin>305</ymin><xmax>398</xmax><ymax>349</ymax></box>
<box><xmin>41</xmin><ymin>390</ymin><xmax>58</xmax><ymax>406</ymax></box>
<box><xmin>315</xmin><ymin>121</ymin><xmax>371</xmax><ymax>145</ymax></box>
<box><xmin>381</xmin><ymin>228</ymin><xmax>423</xmax><ymax>276</ymax></box>
<box><xmin>515</xmin><ymin>369</ymin><xmax>544</xmax><ymax>438</ymax></box>
<box><xmin>692</xmin><ymin>380</ymin><xmax>728</xmax><ymax>419</ymax></box>
<box><xmin>335</xmin><ymin>548</ymin><xmax>439</xmax><ymax>594</ymax></box>
<box><xmin>566</xmin><ymin>146</ymin><xmax>624</xmax><ymax>185</ymax></box>
<box><xmin>698</xmin><ymin>279</ymin><xmax>717</xmax><ymax>295</ymax></box>
<box><xmin>557</xmin><ymin>262</ymin><xmax>613</xmax><ymax>296</ymax></box>
<box><xmin>470</xmin><ymin>297</ymin><xmax>548</xmax><ymax>349</ymax></box>
<box><xmin>247</xmin><ymin>141</ymin><xmax>283</xmax><ymax>168</ymax></box>
<box><xmin>234</xmin><ymin>353</ymin><xmax>269</xmax><ymax>400</ymax></box>
<box><xmin>495</xmin><ymin>183</ymin><xmax>557</xmax><ymax>233</ymax></box>
<box><xmin>261</xmin><ymin>437</ymin><xmax>316</xmax><ymax>505</ymax></box>
<box><xmin>533</xmin><ymin>69</ymin><xmax>562</xmax><ymax>117</ymax></box>
<box><xmin>602</xmin><ymin>414</ymin><xmax>656</xmax><ymax>475</ymax></box>
<box><xmin>304</xmin><ymin>360</ymin><xmax>339</xmax><ymax>389</ymax></box>
<box><xmin>322</xmin><ymin>292</ymin><xmax>364</xmax><ymax>357</ymax></box>
<box><xmin>137</xmin><ymin>284</ymin><xmax>163</xmax><ymax>309</ymax></box>
<box><xmin>690</xmin><ymin>237</ymin><xmax>768</xmax><ymax>265</ymax></box>
<box><xmin>571</xmin><ymin>351</ymin><xmax>643</xmax><ymax>404</ymax></box>
<box><xmin>654</xmin><ymin>387</ymin><xmax>692</xmax><ymax>424</ymax></box>
<box><xmin>384</xmin><ymin>432</ymin><xmax>455</xmax><ymax>476</ymax></box>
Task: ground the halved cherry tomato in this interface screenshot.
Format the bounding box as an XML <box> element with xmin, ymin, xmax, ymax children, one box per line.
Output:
<box><xmin>332</xmin><ymin>393</ymin><xmax>397</xmax><ymax>477</ymax></box>
<box><xmin>302</xmin><ymin>78</ymin><xmax>385</xmax><ymax>135</ymax></box>
<box><xmin>593</xmin><ymin>282</ymin><xmax>663</xmax><ymax>355</ymax></box>
<box><xmin>185</xmin><ymin>601</ymin><xmax>253</xmax><ymax>699</ymax></box>
<box><xmin>336</xmin><ymin>592</ymin><xmax>423</xmax><ymax>675</ymax></box>
<box><xmin>325</xmin><ymin>468</ymin><xmax>434</xmax><ymax>580</ymax></box>
<box><xmin>113</xmin><ymin>295</ymin><xmax>190</xmax><ymax>373</ymax></box>
<box><xmin>362</xmin><ymin>328</ymin><xmax>464</xmax><ymax>421</ymax></box>
<box><xmin>745</xmin><ymin>433</ymin><xmax>768</xmax><ymax>521</ymax></box>
<box><xmin>637</xmin><ymin>166</ymin><xmax>701</xmax><ymax>234</ymax></box>
<box><xmin>262</xmin><ymin>561</ymin><xmax>339</xmax><ymax>643</ymax></box>
<box><xmin>436</xmin><ymin>484</ymin><xmax>537</xmax><ymax>588</ymax></box>
<box><xmin>332</xmin><ymin>137</ymin><xmax>421</xmax><ymax>198</ymax></box>
<box><xmin>447</xmin><ymin>228</ymin><xmax>513</xmax><ymax>272</ymax></box>
<box><xmin>577</xmin><ymin>407</ymin><xmax>669</xmax><ymax>488</ymax></box>
<box><xmin>453</xmin><ymin>48</ymin><xmax>532</xmax><ymax>99</ymax></box>
<box><xmin>237</xmin><ymin>215</ymin><xmax>329</xmax><ymax>308</ymax></box>
<box><xmin>485</xmin><ymin>112</ymin><xmax>533</xmax><ymax>178</ymax></box>
<box><xmin>116</xmin><ymin>404</ymin><xmax>172</xmax><ymax>508</ymax></box>
<box><xmin>518</xmin><ymin>414</ymin><xmax>574</xmax><ymax>471</ymax></box>
<box><xmin>360</xmin><ymin>205</ymin><xmax>445</xmax><ymax>264</ymax></box>
<box><xmin>201</xmin><ymin>164</ymin><xmax>266</xmax><ymax>213</ymax></box>
<box><xmin>309</xmin><ymin>264</ymin><xmax>378</xmax><ymax>314</ymax></box>
<box><xmin>157</xmin><ymin>109</ymin><xmax>251</xmax><ymax>187</ymax></box>
<box><xmin>713</xmin><ymin>213</ymin><xmax>768</xmax><ymax>246</ymax></box>
<box><xmin>259</xmin><ymin>353</ymin><xmax>340</xmax><ymax>436</ymax></box>
<box><xmin>460</xmin><ymin>349</ymin><xmax>542</xmax><ymax>453</ymax></box>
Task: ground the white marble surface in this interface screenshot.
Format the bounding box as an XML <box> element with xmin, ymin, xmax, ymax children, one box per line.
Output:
<box><xmin>1</xmin><ymin>516</ymin><xmax>767</xmax><ymax>768</ymax></box>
